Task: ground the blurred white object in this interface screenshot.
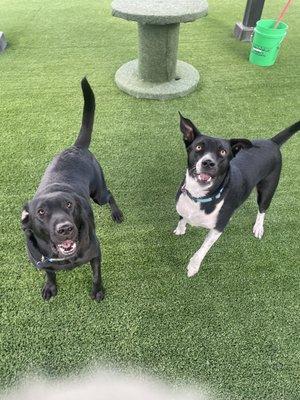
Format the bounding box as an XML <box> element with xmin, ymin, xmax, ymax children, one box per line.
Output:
<box><xmin>2</xmin><ymin>369</ymin><xmax>213</xmax><ymax>400</ymax></box>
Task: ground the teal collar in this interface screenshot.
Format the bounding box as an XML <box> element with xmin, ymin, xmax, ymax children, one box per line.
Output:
<box><xmin>181</xmin><ymin>184</ymin><xmax>224</xmax><ymax>204</ymax></box>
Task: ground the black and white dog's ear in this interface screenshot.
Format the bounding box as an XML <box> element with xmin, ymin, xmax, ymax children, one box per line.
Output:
<box><xmin>229</xmin><ymin>138</ymin><xmax>253</xmax><ymax>156</ymax></box>
<box><xmin>21</xmin><ymin>203</ymin><xmax>30</xmax><ymax>230</ymax></box>
<box><xmin>179</xmin><ymin>112</ymin><xmax>200</xmax><ymax>147</ymax></box>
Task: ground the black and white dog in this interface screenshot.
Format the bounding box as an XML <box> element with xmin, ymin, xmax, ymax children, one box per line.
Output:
<box><xmin>175</xmin><ymin>114</ymin><xmax>299</xmax><ymax>277</ymax></box>
<box><xmin>21</xmin><ymin>78</ymin><xmax>123</xmax><ymax>300</ymax></box>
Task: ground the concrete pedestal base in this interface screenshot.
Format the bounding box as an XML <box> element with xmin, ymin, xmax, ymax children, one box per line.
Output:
<box><xmin>0</xmin><ymin>32</ymin><xmax>7</xmax><ymax>53</ymax></box>
<box><xmin>115</xmin><ymin>59</ymin><xmax>199</xmax><ymax>100</ymax></box>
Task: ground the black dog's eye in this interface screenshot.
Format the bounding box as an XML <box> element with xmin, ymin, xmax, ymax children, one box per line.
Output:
<box><xmin>37</xmin><ymin>208</ymin><xmax>45</xmax><ymax>216</ymax></box>
<box><xmin>195</xmin><ymin>144</ymin><xmax>203</xmax><ymax>152</ymax></box>
<box><xmin>66</xmin><ymin>201</ymin><xmax>72</xmax><ymax>209</ymax></box>
<box><xmin>219</xmin><ymin>149</ymin><xmax>227</xmax><ymax>156</ymax></box>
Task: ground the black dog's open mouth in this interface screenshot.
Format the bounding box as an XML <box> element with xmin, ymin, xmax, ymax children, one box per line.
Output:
<box><xmin>196</xmin><ymin>172</ymin><xmax>214</xmax><ymax>184</ymax></box>
<box><xmin>56</xmin><ymin>240</ymin><xmax>77</xmax><ymax>257</ymax></box>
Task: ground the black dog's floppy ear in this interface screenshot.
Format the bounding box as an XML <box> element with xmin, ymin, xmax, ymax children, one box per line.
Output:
<box><xmin>21</xmin><ymin>203</ymin><xmax>30</xmax><ymax>230</ymax></box>
<box><xmin>179</xmin><ymin>112</ymin><xmax>200</xmax><ymax>147</ymax></box>
<box><xmin>229</xmin><ymin>138</ymin><xmax>253</xmax><ymax>156</ymax></box>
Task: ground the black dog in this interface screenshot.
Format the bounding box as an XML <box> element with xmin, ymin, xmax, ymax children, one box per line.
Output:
<box><xmin>21</xmin><ymin>78</ymin><xmax>123</xmax><ymax>300</ymax></box>
<box><xmin>174</xmin><ymin>114</ymin><xmax>299</xmax><ymax>277</ymax></box>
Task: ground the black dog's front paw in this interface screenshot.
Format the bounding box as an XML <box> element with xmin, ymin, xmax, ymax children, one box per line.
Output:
<box><xmin>111</xmin><ymin>208</ymin><xmax>123</xmax><ymax>224</ymax></box>
<box><xmin>42</xmin><ymin>282</ymin><xmax>57</xmax><ymax>301</ymax></box>
<box><xmin>91</xmin><ymin>288</ymin><xmax>105</xmax><ymax>301</ymax></box>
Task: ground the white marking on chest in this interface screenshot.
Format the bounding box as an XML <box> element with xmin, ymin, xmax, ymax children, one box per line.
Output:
<box><xmin>176</xmin><ymin>171</ymin><xmax>224</xmax><ymax>230</ymax></box>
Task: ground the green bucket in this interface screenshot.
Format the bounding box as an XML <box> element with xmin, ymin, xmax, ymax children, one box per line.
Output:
<box><xmin>249</xmin><ymin>19</ymin><xmax>288</xmax><ymax>67</ymax></box>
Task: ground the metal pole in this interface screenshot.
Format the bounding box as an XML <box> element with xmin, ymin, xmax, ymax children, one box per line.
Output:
<box><xmin>234</xmin><ymin>0</ymin><xmax>266</xmax><ymax>41</ymax></box>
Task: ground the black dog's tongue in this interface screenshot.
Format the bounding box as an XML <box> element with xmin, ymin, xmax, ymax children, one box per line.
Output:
<box><xmin>60</xmin><ymin>240</ymin><xmax>74</xmax><ymax>250</ymax></box>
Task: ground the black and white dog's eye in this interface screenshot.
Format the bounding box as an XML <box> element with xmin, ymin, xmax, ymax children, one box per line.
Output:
<box><xmin>37</xmin><ymin>208</ymin><xmax>45</xmax><ymax>216</ymax></box>
<box><xmin>219</xmin><ymin>149</ymin><xmax>227</xmax><ymax>156</ymax></box>
<box><xmin>66</xmin><ymin>201</ymin><xmax>72</xmax><ymax>208</ymax></box>
<box><xmin>195</xmin><ymin>144</ymin><xmax>203</xmax><ymax>151</ymax></box>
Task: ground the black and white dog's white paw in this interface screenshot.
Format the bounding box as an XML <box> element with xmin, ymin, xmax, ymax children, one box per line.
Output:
<box><xmin>253</xmin><ymin>223</ymin><xmax>264</xmax><ymax>239</ymax></box>
<box><xmin>253</xmin><ymin>212</ymin><xmax>265</xmax><ymax>239</ymax></box>
<box><xmin>173</xmin><ymin>226</ymin><xmax>186</xmax><ymax>236</ymax></box>
<box><xmin>173</xmin><ymin>219</ymin><xmax>187</xmax><ymax>236</ymax></box>
<box><xmin>187</xmin><ymin>254</ymin><xmax>201</xmax><ymax>277</ymax></box>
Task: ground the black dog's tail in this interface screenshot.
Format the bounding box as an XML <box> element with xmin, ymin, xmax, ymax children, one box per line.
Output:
<box><xmin>271</xmin><ymin>121</ymin><xmax>300</xmax><ymax>146</ymax></box>
<box><xmin>74</xmin><ymin>77</ymin><xmax>95</xmax><ymax>149</ymax></box>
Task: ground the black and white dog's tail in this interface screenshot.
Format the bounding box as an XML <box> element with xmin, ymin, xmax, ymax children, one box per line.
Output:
<box><xmin>74</xmin><ymin>77</ymin><xmax>95</xmax><ymax>149</ymax></box>
<box><xmin>271</xmin><ymin>121</ymin><xmax>300</xmax><ymax>146</ymax></box>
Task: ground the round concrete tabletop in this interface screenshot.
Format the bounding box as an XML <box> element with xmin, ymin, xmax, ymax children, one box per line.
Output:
<box><xmin>112</xmin><ymin>0</ymin><xmax>208</xmax><ymax>25</ymax></box>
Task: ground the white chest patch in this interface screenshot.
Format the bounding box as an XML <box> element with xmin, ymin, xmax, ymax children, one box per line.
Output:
<box><xmin>176</xmin><ymin>171</ymin><xmax>224</xmax><ymax>230</ymax></box>
<box><xmin>176</xmin><ymin>194</ymin><xmax>224</xmax><ymax>229</ymax></box>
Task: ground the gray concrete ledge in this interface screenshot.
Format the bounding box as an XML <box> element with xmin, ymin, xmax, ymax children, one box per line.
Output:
<box><xmin>112</xmin><ymin>0</ymin><xmax>208</xmax><ymax>25</ymax></box>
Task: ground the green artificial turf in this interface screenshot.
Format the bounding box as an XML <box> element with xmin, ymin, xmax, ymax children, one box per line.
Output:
<box><xmin>0</xmin><ymin>0</ymin><xmax>299</xmax><ymax>398</ymax></box>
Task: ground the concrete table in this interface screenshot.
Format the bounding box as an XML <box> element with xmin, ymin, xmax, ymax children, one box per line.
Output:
<box><xmin>0</xmin><ymin>32</ymin><xmax>7</xmax><ymax>53</ymax></box>
<box><xmin>112</xmin><ymin>0</ymin><xmax>208</xmax><ymax>100</ymax></box>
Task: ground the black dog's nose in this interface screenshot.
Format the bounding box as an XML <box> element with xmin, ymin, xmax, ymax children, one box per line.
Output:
<box><xmin>56</xmin><ymin>222</ymin><xmax>74</xmax><ymax>236</ymax></box>
<box><xmin>202</xmin><ymin>159</ymin><xmax>215</xmax><ymax>168</ymax></box>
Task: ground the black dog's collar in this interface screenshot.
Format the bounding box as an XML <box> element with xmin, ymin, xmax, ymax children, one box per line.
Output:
<box><xmin>26</xmin><ymin>234</ymin><xmax>73</xmax><ymax>272</ymax></box>
<box><xmin>36</xmin><ymin>255</ymin><xmax>72</xmax><ymax>270</ymax></box>
<box><xmin>181</xmin><ymin>185</ymin><xmax>224</xmax><ymax>204</ymax></box>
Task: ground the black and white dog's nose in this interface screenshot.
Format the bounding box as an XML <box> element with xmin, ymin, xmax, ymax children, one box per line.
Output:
<box><xmin>56</xmin><ymin>222</ymin><xmax>74</xmax><ymax>236</ymax></box>
<box><xmin>202</xmin><ymin>159</ymin><xmax>215</xmax><ymax>168</ymax></box>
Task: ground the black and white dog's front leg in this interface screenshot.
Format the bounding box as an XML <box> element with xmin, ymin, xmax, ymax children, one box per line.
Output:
<box><xmin>90</xmin><ymin>256</ymin><xmax>105</xmax><ymax>301</ymax></box>
<box><xmin>187</xmin><ymin>229</ymin><xmax>222</xmax><ymax>277</ymax></box>
<box><xmin>173</xmin><ymin>217</ymin><xmax>187</xmax><ymax>236</ymax></box>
